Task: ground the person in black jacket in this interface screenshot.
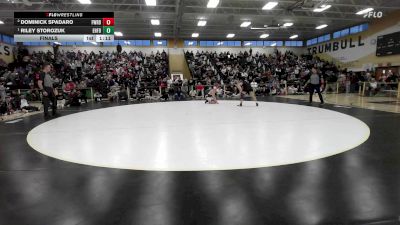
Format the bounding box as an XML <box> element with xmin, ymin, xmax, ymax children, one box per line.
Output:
<box><xmin>38</xmin><ymin>63</ymin><xmax>58</xmax><ymax>117</ymax></box>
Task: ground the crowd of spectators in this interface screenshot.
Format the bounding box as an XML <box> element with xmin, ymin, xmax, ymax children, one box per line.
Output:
<box><xmin>1</xmin><ymin>47</ymin><xmax>399</xmax><ymax>118</ymax></box>
<box><xmin>185</xmin><ymin>49</ymin><xmax>399</xmax><ymax>96</ymax></box>
<box><xmin>0</xmin><ymin>48</ymin><xmax>171</xmax><ymax>116</ymax></box>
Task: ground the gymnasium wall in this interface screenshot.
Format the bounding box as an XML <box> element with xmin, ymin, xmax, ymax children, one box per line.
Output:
<box><xmin>307</xmin><ymin>10</ymin><xmax>400</xmax><ymax>71</ymax></box>
<box><xmin>0</xmin><ymin>41</ymin><xmax>14</xmax><ymax>65</ymax></box>
<box><xmin>25</xmin><ymin>46</ymin><xmax>168</xmax><ymax>55</ymax></box>
<box><xmin>24</xmin><ymin>45</ymin><xmax>304</xmax><ymax>56</ymax></box>
<box><xmin>183</xmin><ymin>47</ymin><xmax>305</xmax><ymax>56</ymax></box>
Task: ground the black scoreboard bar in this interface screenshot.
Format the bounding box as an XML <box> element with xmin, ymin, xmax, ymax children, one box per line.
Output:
<box><xmin>14</xmin><ymin>12</ymin><xmax>114</xmax><ymax>18</ymax></box>
<box><xmin>14</xmin><ymin>12</ymin><xmax>115</xmax><ymax>42</ymax></box>
<box><xmin>15</xmin><ymin>19</ymin><xmax>106</xmax><ymax>26</ymax></box>
<box><xmin>15</xmin><ymin>27</ymin><xmax>104</xmax><ymax>35</ymax></box>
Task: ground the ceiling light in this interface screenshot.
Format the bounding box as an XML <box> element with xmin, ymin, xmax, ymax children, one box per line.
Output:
<box><xmin>207</xmin><ymin>0</ymin><xmax>220</xmax><ymax>8</ymax></box>
<box><xmin>316</xmin><ymin>24</ymin><xmax>328</xmax><ymax>29</ymax></box>
<box><xmin>198</xmin><ymin>20</ymin><xmax>207</xmax><ymax>26</ymax></box>
<box><xmin>290</xmin><ymin>34</ymin><xmax>298</xmax><ymax>39</ymax></box>
<box><xmin>262</xmin><ymin>2</ymin><xmax>278</xmax><ymax>10</ymax></box>
<box><xmin>245</xmin><ymin>42</ymin><xmax>251</xmax><ymax>46</ymax></box>
<box><xmin>54</xmin><ymin>42</ymin><xmax>61</xmax><ymax>45</ymax></box>
<box><xmin>154</xmin><ymin>32</ymin><xmax>162</xmax><ymax>37</ymax></box>
<box><xmin>151</xmin><ymin>19</ymin><xmax>160</xmax><ymax>25</ymax></box>
<box><xmin>217</xmin><ymin>42</ymin><xmax>224</xmax><ymax>46</ymax></box>
<box><xmin>271</xmin><ymin>42</ymin><xmax>277</xmax><ymax>46</ymax></box>
<box><xmin>260</xmin><ymin>34</ymin><xmax>269</xmax><ymax>38</ymax></box>
<box><xmin>78</xmin><ymin>0</ymin><xmax>91</xmax><ymax>4</ymax></box>
<box><xmin>91</xmin><ymin>42</ymin><xmax>98</xmax><ymax>45</ymax></box>
<box><xmin>227</xmin><ymin>34</ymin><xmax>235</xmax><ymax>38</ymax></box>
<box><xmin>145</xmin><ymin>0</ymin><xmax>156</xmax><ymax>6</ymax></box>
<box><xmin>188</xmin><ymin>42</ymin><xmax>194</xmax><ymax>46</ymax></box>
<box><xmin>0</xmin><ymin>20</ymin><xmax>4</xmax><ymax>25</ymax></box>
<box><xmin>283</xmin><ymin>22</ymin><xmax>293</xmax><ymax>27</ymax></box>
<box><xmin>192</xmin><ymin>33</ymin><xmax>199</xmax><ymax>38</ymax></box>
<box><xmin>356</xmin><ymin>8</ymin><xmax>374</xmax><ymax>15</ymax></box>
<box><xmin>313</xmin><ymin>4</ymin><xmax>331</xmax><ymax>12</ymax></box>
<box><xmin>114</xmin><ymin>32</ymin><xmax>123</xmax><ymax>36</ymax></box>
<box><xmin>240</xmin><ymin>21</ymin><xmax>252</xmax><ymax>27</ymax></box>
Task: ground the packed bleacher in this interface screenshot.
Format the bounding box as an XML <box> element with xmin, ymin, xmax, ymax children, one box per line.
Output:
<box><xmin>185</xmin><ymin>49</ymin><xmax>399</xmax><ymax>96</ymax></box>
<box><xmin>0</xmin><ymin>48</ymin><xmax>170</xmax><ymax>118</ymax></box>
<box><xmin>186</xmin><ymin>49</ymin><xmax>337</xmax><ymax>95</ymax></box>
<box><xmin>1</xmin><ymin>47</ymin><xmax>399</xmax><ymax>119</ymax></box>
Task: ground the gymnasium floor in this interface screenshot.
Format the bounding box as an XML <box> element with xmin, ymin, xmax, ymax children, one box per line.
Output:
<box><xmin>1</xmin><ymin>98</ymin><xmax>400</xmax><ymax>225</ymax></box>
<box><xmin>280</xmin><ymin>93</ymin><xmax>400</xmax><ymax>113</ymax></box>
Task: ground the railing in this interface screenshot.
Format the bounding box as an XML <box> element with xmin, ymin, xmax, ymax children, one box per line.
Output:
<box><xmin>4</xmin><ymin>81</ymin><xmax>398</xmax><ymax>104</ymax></box>
<box><xmin>358</xmin><ymin>81</ymin><xmax>400</xmax><ymax>98</ymax></box>
<box><xmin>3</xmin><ymin>87</ymin><xmax>95</xmax><ymax>102</ymax></box>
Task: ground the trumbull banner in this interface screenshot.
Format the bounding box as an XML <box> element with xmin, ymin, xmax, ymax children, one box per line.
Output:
<box><xmin>307</xmin><ymin>36</ymin><xmax>365</xmax><ymax>55</ymax></box>
<box><xmin>0</xmin><ymin>42</ymin><xmax>13</xmax><ymax>66</ymax></box>
<box><xmin>306</xmin><ymin>10</ymin><xmax>400</xmax><ymax>71</ymax></box>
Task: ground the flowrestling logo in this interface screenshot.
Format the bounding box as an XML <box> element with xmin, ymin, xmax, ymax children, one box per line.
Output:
<box><xmin>363</xmin><ymin>11</ymin><xmax>383</xmax><ymax>19</ymax></box>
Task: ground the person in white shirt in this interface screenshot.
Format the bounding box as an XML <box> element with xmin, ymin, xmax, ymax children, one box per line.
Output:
<box><xmin>20</xmin><ymin>95</ymin><xmax>39</xmax><ymax>112</ymax></box>
<box><xmin>250</xmin><ymin>79</ymin><xmax>258</xmax><ymax>92</ymax></box>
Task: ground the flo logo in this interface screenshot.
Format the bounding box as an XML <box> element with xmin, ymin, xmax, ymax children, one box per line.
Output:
<box><xmin>363</xmin><ymin>11</ymin><xmax>383</xmax><ymax>18</ymax></box>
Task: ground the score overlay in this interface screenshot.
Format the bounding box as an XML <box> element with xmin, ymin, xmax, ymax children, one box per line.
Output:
<box><xmin>14</xmin><ymin>12</ymin><xmax>115</xmax><ymax>42</ymax></box>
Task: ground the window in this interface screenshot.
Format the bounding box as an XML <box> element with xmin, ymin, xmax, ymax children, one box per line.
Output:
<box><xmin>184</xmin><ymin>40</ymin><xmax>198</xmax><ymax>46</ymax></box>
<box><xmin>235</xmin><ymin>41</ymin><xmax>241</xmax><ymax>46</ymax></box>
<box><xmin>111</xmin><ymin>40</ymin><xmax>152</xmax><ymax>46</ymax></box>
<box><xmin>324</xmin><ymin>34</ymin><xmax>330</xmax><ymax>42</ymax></box>
<box><xmin>142</xmin><ymin>40</ymin><xmax>151</xmax><ymax>46</ymax></box>
<box><xmin>349</xmin><ymin>23</ymin><xmax>369</xmax><ymax>34</ymax></box>
<box><xmin>350</xmin><ymin>25</ymin><xmax>360</xmax><ymax>34</ymax></box>
<box><xmin>317</xmin><ymin>34</ymin><xmax>330</xmax><ymax>43</ymax></box>
<box><xmin>340</xmin><ymin>28</ymin><xmax>349</xmax><ymax>37</ymax></box>
<box><xmin>310</xmin><ymin>38</ymin><xmax>318</xmax><ymax>45</ymax></box>
<box><xmin>154</xmin><ymin>40</ymin><xmax>167</xmax><ymax>46</ymax></box>
<box><xmin>199</xmin><ymin>41</ymin><xmax>207</xmax><ymax>47</ymax></box>
<box><xmin>135</xmin><ymin>40</ymin><xmax>143</xmax><ymax>46</ymax></box>
<box><xmin>243</xmin><ymin>41</ymin><xmax>257</xmax><ymax>46</ymax></box>
<box><xmin>2</xmin><ymin>35</ymin><xmax>12</xmax><ymax>44</ymax></box>
<box><xmin>360</xmin><ymin>23</ymin><xmax>369</xmax><ymax>32</ymax></box>
<box><xmin>205</xmin><ymin>41</ymin><xmax>213</xmax><ymax>46</ymax></box>
<box><xmin>333</xmin><ymin>31</ymin><xmax>341</xmax><ymax>39</ymax></box>
<box><xmin>296</xmin><ymin>41</ymin><xmax>303</xmax><ymax>47</ymax></box>
<box><xmin>332</xmin><ymin>24</ymin><xmax>368</xmax><ymax>40</ymax></box>
<box><xmin>285</xmin><ymin>41</ymin><xmax>294</xmax><ymax>46</ymax></box>
<box><xmin>285</xmin><ymin>41</ymin><xmax>303</xmax><ymax>47</ymax></box>
<box><xmin>227</xmin><ymin>41</ymin><xmax>235</xmax><ymax>46</ymax></box>
<box><xmin>103</xmin><ymin>40</ymin><xmax>119</xmax><ymax>46</ymax></box>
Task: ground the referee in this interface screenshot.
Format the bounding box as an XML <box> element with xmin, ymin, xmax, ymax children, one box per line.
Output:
<box><xmin>304</xmin><ymin>68</ymin><xmax>325</xmax><ymax>104</ymax></box>
<box><xmin>38</xmin><ymin>63</ymin><xmax>58</xmax><ymax>117</ymax></box>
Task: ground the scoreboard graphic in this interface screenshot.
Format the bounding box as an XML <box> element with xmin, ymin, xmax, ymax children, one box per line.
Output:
<box><xmin>14</xmin><ymin>12</ymin><xmax>115</xmax><ymax>42</ymax></box>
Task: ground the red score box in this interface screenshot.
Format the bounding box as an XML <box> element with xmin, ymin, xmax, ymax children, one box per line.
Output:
<box><xmin>102</xmin><ymin>18</ymin><xmax>114</xmax><ymax>26</ymax></box>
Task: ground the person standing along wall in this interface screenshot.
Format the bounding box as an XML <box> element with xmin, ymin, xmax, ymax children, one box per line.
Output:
<box><xmin>305</xmin><ymin>68</ymin><xmax>324</xmax><ymax>104</ymax></box>
<box><xmin>38</xmin><ymin>63</ymin><xmax>58</xmax><ymax>118</ymax></box>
